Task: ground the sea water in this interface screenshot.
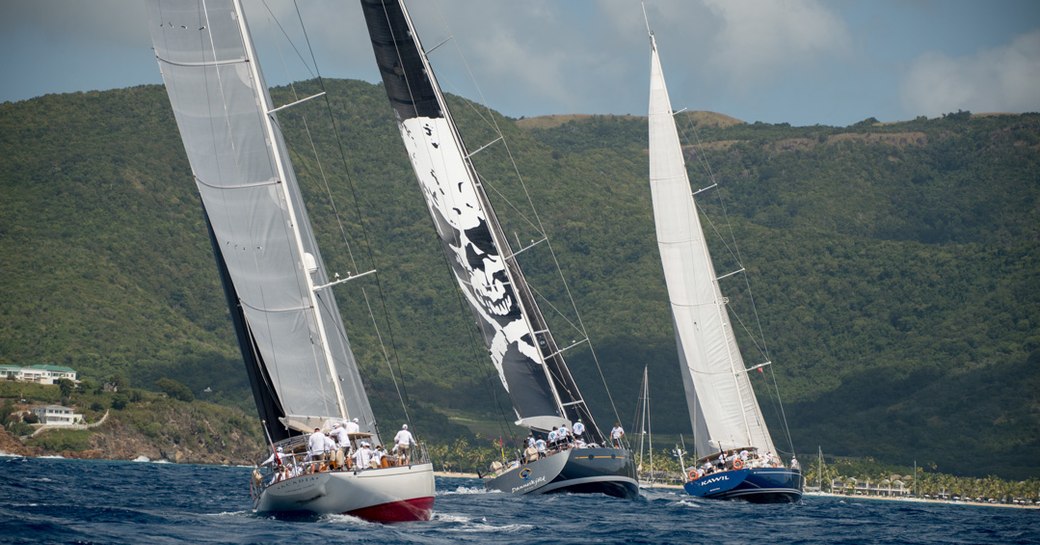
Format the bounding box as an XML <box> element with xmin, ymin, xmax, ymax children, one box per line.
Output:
<box><xmin>1</xmin><ymin>455</ymin><xmax>1037</xmax><ymax>544</ymax></box>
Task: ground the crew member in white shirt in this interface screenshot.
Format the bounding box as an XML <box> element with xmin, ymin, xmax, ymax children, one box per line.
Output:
<box><xmin>371</xmin><ymin>445</ymin><xmax>385</xmax><ymax>468</ymax></box>
<box><xmin>393</xmin><ymin>424</ymin><xmax>414</xmax><ymax>465</ymax></box>
<box><xmin>572</xmin><ymin>419</ymin><xmax>585</xmax><ymax>440</ymax></box>
<box><xmin>307</xmin><ymin>427</ymin><xmax>325</xmax><ymax>471</ymax></box>
<box><xmin>610</xmin><ymin>422</ymin><xmax>625</xmax><ymax>448</ymax></box>
<box><xmin>354</xmin><ymin>441</ymin><xmax>373</xmax><ymax>470</ymax></box>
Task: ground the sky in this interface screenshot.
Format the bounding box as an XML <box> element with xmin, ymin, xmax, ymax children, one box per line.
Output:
<box><xmin>1</xmin><ymin>0</ymin><xmax>1039</xmax><ymax>127</ymax></box>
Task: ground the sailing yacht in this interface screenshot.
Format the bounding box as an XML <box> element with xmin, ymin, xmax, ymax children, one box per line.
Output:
<box><xmin>645</xmin><ymin>20</ymin><xmax>803</xmax><ymax>502</ymax></box>
<box><xmin>359</xmin><ymin>0</ymin><xmax>638</xmax><ymax>499</ymax></box>
<box><xmin>147</xmin><ymin>0</ymin><xmax>434</xmax><ymax>521</ymax></box>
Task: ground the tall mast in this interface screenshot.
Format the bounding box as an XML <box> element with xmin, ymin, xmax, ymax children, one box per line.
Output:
<box><xmin>230</xmin><ymin>0</ymin><xmax>348</xmax><ymax>420</ymax></box>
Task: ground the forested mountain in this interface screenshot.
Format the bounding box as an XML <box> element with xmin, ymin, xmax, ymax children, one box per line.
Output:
<box><xmin>1</xmin><ymin>81</ymin><xmax>1036</xmax><ymax>479</ymax></box>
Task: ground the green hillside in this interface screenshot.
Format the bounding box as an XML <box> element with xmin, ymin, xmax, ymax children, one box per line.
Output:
<box><xmin>1</xmin><ymin>82</ymin><xmax>1037</xmax><ymax>479</ymax></box>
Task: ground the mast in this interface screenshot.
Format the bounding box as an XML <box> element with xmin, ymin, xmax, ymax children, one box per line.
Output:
<box><xmin>360</xmin><ymin>0</ymin><xmax>604</xmax><ymax>443</ymax></box>
<box><xmin>637</xmin><ymin>366</ymin><xmax>654</xmax><ymax>485</ymax></box>
<box><xmin>229</xmin><ymin>0</ymin><xmax>348</xmax><ymax>422</ymax></box>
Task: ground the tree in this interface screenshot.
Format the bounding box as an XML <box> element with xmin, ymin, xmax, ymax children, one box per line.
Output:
<box><xmin>155</xmin><ymin>378</ymin><xmax>194</xmax><ymax>402</ymax></box>
<box><xmin>110</xmin><ymin>395</ymin><xmax>128</xmax><ymax>411</ymax></box>
<box><xmin>57</xmin><ymin>378</ymin><xmax>75</xmax><ymax>400</ymax></box>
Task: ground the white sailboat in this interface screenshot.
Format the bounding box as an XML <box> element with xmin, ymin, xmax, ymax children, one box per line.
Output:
<box><xmin>644</xmin><ymin>15</ymin><xmax>802</xmax><ymax>502</ymax></box>
<box><xmin>358</xmin><ymin>0</ymin><xmax>638</xmax><ymax>499</ymax></box>
<box><xmin>147</xmin><ymin>0</ymin><xmax>434</xmax><ymax>521</ymax></box>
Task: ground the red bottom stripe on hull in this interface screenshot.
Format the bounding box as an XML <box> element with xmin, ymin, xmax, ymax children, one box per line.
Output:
<box><xmin>346</xmin><ymin>496</ymin><xmax>434</xmax><ymax>523</ymax></box>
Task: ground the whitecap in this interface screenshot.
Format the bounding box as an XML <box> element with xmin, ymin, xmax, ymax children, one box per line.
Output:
<box><xmin>439</xmin><ymin>485</ymin><xmax>486</xmax><ymax>495</ymax></box>
<box><xmin>451</xmin><ymin>521</ymin><xmax>535</xmax><ymax>534</ymax></box>
<box><xmin>321</xmin><ymin>513</ymin><xmax>372</xmax><ymax>526</ymax></box>
<box><xmin>433</xmin><ymin>512</ymin><xmax>471</xmax><ymax>523</ymax></box>
<box><xmin>203</xmin><ymin>510</ymin><xmax>253</xmax><ymax>518</ymax></box>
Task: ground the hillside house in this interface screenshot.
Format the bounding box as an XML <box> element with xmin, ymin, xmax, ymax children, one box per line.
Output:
<box><xmin>0</xmin><ymin>364</ymin><xmax>77</xmax><ymax>385</ymax></box>
<box><xmin>31</xmin><ymin>405</ymin><xmax>84</xmax><ymax>426</ymax></box>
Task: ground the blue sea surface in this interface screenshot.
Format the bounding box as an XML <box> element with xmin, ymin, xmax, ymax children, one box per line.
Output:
<box><xmin>0</xmin><ymin>455</ymin><xmax>1037</xmax><ymax>544</ymax></box>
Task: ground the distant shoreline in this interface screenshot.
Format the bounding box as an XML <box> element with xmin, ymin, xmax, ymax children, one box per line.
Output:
<box><xmin>805</xmin><ymin>491</ymin><xmax>1038</xmax><ymax>510</ymax></box>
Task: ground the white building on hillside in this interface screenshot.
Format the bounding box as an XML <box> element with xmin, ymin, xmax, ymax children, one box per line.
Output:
<box><xmin>32</xmin><ymin>405</ymin><xmax>84</xmax><ymax>426</ymax></box>
<box><xmin>0</xmin><ymin>364</ymin><xmax>77</xmax><ymax>385</ymax></box>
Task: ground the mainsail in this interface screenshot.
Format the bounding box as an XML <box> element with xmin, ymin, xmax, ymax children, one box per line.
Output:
<box><xmin>647</xmin><ymin>34</ymin><xmax>775</xmax><ymax>458</ymax></box>
<box><xmin>360</xmin><ymin>0</ymin><xmax>604</xmax><ymax>443</ymax></box>
<box><xmin>149</xmin><ymin>0</ymin><xmax>377</xmax><ymax>442</ymax></box>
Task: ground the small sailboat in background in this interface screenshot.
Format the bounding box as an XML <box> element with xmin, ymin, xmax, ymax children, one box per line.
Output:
<box><xmin>148</xmin><ymin>0</ymin><xmax>434</xmax><ymax>521</ymax></box>
<box><xmin>643</xmin><ymin>9</ymin><xmax>803</xmax><ymax>502</ymax></box>
<box><xmin>634</xmin><ymin>366</ymin><xmax>656</xmax><ymax>488</ymax></box>
<box><xmin>359</xmin><ymin>0</ymin><xmax>638</xmax><ymax>499</ymax></box>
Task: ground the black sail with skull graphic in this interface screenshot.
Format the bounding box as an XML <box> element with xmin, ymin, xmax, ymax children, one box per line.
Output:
<box><xmin>361</xmin><ymin>0</ymin><xmax>603</xmax><ymax>443</ymax></box>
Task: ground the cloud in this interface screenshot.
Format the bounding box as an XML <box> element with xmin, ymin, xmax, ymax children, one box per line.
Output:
<box><xmin>0</xmin><ymin>1</ymin><xmax>150</xmax><ymax>45</ymax></box>
<box><xmin>405</xmin><ymin>1</ymin><xmax>644</xmax><ymax>116</ymax></box>
<box><xmin>700</xmin><ymin>0</ymin><xmax>850</xmax><ymax>86</ymax></box>
<box><xmin>901</xmin><ymin>30</ymin><xmax>1040</xmax><ymax>117</ymax></box>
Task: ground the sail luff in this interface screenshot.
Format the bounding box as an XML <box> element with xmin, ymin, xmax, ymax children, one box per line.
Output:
<box><xmin>647</xmin><ymin>35</ymin><xmax>775</xmax><ymax>457</ymax></box>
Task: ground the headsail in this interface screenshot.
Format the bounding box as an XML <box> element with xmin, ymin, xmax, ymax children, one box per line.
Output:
<box><xmin>149</xmin><ymin>0</ymin><xmax>377</xmax><ymax>442</ymax></box>
<box><xmin>647</xmin><ymin>33</ymin><xmax>775</xmax><ymax>458</ymax></box>
<box><xmin>360</xmin><ymin>0</ymin><xmax>603</xmax><ymax>443</ymax></box>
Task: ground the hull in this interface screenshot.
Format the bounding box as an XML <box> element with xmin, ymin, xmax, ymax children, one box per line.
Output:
<box><xmin>684</xmin><ymin>467</ymin><xmax>803</xmax><ymax>503</ymax></box>
<box><xmin>255</xmin><ymin>463</ymin><xmax>435</xmax><ymax>522</ymax></box>
<box><xmin>485</xmin><ymin>447</ymin><xmax>638</xmax><ymax>499</ymax></box>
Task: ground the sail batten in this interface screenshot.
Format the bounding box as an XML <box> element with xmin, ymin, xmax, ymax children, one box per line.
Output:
<box><xmin>648</xmin><ymin>36</ymin><xmax>775</xmax><ymax>458</ymax></box>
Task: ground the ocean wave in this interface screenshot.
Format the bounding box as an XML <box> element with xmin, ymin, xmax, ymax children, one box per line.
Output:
<box><xmin>439</xmin><ymin>485</ymin><xmax>487</xmax><ymax>495</ymax></box>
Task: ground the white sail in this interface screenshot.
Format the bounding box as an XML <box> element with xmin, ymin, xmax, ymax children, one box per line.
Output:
<box><xmin>148</xmin><ymin>0</ymin><xmax>377</xmax><ymax>441</ymax></box>
<box><xmin>647</xmin><ymin>35</ymin><xmax>775</xmax><ymax>458</ymax></box>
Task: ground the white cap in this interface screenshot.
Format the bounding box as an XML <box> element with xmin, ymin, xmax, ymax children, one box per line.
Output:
<box><xmin>353</xmin><ymin>418</ymin><xmax>359</xmax><ymax>422</ymax></box>
<box><xmin>402</xmin><ymin>424</ymin><xmax>408</xmax><ymax>430</ymax></box>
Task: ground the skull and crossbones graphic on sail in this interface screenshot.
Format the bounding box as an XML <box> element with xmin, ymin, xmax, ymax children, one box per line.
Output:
<box><xmin>399</xmin><ymin>117</ymin><xmax>543</xmax><ymax>393</ymax></box>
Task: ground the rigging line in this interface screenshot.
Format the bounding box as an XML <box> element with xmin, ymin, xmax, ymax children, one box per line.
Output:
<box><xmin>422</xmin><ymin>2</ymin><xmax>611</xmax><ymax>443</ymax></box>
<box><xmin>437</xmin><ymin>226</ymin><xmax>515</xmax><ymax>443</ymax></box>
<box><xmin>725</xmin><ymin>290</ymin><xmax>770</xmax><ymax>366</ymax></box>
<box><xmin>259</xmin><ymin>0</ymin><xmax>317</xmax><ymax>82</ymax></box>
<box><xmin>216</xmin><ymin>3</ymin><xmax>341</xmax><ymax>423</ymax></box>
<box><xmin>474</xmin><ymin>171</ymin><xmax>542</xmax><ymax>236</ymax></box>
<box><xmin>425</xmin><ymin>4</ymin><xmax>626</xmax><ymax>431</ymax></box>
<box><xmin>359</xmin><ymin>285</ymin><xmax>411</xmax><ymax>427</ymax></box>
<box><xmin>376</xmin><ymin>0</ymin><xmax>516</xmax><ymax>445</ymax></box>
<box><xmin>270</xmin><ymin>112</ymin><xmax>361</xmax><ymax>273</ymax></box>
<box><xmin>678</xmin><ymin>110</ymin><xmax>796</xmax><ymax>458</ymax></box>
<box><xmin>291</xmin><ymin>0</ymin><xmax>415</xmax><ymax>419</ymax></box>
<box><xmin>525</xmin><ymin>281</ymin><xmax>585</xmax><ymax>339</ymax></box>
